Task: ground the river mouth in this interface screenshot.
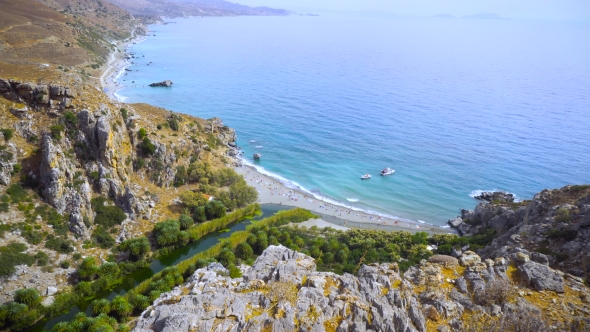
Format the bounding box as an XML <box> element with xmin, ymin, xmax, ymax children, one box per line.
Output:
<box><xmin>31</xmin><ymin>204</ymin><xmax>292</xmax><ymax>331</ymax></box>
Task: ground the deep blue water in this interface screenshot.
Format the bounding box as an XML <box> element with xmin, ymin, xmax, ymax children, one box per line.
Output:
<box><xmin>117</xmin><ymin>15</ymin><xmax>590</xmax><ymax>225</ymax></box>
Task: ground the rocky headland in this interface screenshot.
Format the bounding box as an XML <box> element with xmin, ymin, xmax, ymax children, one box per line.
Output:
<box><xmin>134</xmin><ymin>245</ymin><xmax>589</xmax><ymax>332</ymax></box>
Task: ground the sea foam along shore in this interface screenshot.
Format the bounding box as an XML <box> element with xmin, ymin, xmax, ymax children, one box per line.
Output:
<box><xmin>234</xmin><ymin>163</ymin><xmax>453</xmax><ymax>234</ymax></box>
<box><xmin>101</xmin><ymin>29</ymin><xmax>149</xmax><ymax>102</ymax></box>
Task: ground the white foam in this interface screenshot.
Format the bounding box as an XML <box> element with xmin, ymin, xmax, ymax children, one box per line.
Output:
<box><xmin>249</xmin><ymin>140</ymin><xmax>257</xmax><ymax>143</ymax></box>
<box><xmin>113</xmin><ymin>91</ymin><xmax>128</xmax><ymax>102</ymax></box>
<box><xmin>469</xmin><ymin>189</ymin><xmax>521</xmax><ymax>202</ymax></box>
<box><xmin>238</xmin><ymin>156</ymin><xmax>438</xmax><ymax>227</ymax></box>
<box><xmin>255</xmin><ymin>145</ymin><xmax>263</xmax><ymax>148</ymax></box>
<box><xmin>346</xmin><ymin>198</ymin><xmax>359</xmax><ymax>202</ymax></box>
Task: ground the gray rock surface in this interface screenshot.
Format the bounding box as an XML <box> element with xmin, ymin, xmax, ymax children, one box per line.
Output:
<box><xmin>134</xmin><ymin>245</ymin><xmax>427</xmax><ymax>332</ymax></box>
<box><xmin>518</xmin><ymin>261</ymin><xmax>564</xmax><ymax>293</ymax></box>
<box><xmin>149</xmin><ymin>80</ymin><xmax>173</xmax><ymax>87</ymax></box>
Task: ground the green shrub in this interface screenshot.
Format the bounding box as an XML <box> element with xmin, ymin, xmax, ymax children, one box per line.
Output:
<box><xmin>174</xmin><ymin>165</ymin><xmax>188</xmax><ymax>187</ymax></box>
<box><xmin>77</xmin><ymin>257</ymin><xmax>98</xmax><ymax>280</ymax></box>
<box><xmin>119</xmin><ymin>236</ymin><xmax>150</xmax><ymax>260</ymax></box>
<box><xmin>12</xmin><ymin>164</ymin><xmax>21</xmax><ymax>175</ymax></box>
<box><xmin>236</xmin><ymin>242</ymin><xmax>254</xmax><ymax>261</ymax></box>
<box><xmin>92</xmin><ymin>226</ymin><xmax>116</xmax><ymax>249</ymax></box>
<box><xmin>91</xmin><ymin>197</ymin><xmax>126</xmax><ymax>228</ymax></box>
<box><xmin>50</xmin><ymin>124</ymin><xmax>65</xmax><ymax>140</ymax></box>
<box><xmin>63</xmin><ymin>111</ymin><xmax>77</xmax><ymax>126</ymax></box>
<box><xmin>45</xmin><ymin>234</ymin><xmax>74</xmax><ymax>254</ymax></box>
<box><xmin>0</xmin><ymin>128</ymin><xmax>13</xmax><ymax>141</ymax></box>
<box><xmin>141</xmin><ymin>137</ymin><xmax>155</xmax><ymax>156</ymax></box>
<box><xmin>153</xmin><ymin>219</ymin><xmax>189</xmax><ymax>248</ymax></box>
<box><xmin>178</xmin><ymin>214</ymin><xmax>194</xmax><ymax>230</ymax></box>
<box><xmin>60</xmin><ymin>260</ymin><xmax>71</xmax><ymax>269</ymax></box>
<box><xmin>138</xmin><ymin>128</ymin><xmax>147</xmax><ymax>139</ymax></box>
<box><xmin>120</xmin><ymin>108</ymin><xmax>128</xmax><ymax>120</ymax></box>
<box><xmin>205</xmin><ymin>200</ymin><xmax>226</xmax><ymax>220</ymax></box>
<box><xmin>0</xmin><ymin>243</ymin><xmax>36</xmax><ymax>277</ymax></box>
<box><xmin>14</xmin><ymin>288</ymin><xmax>42</xmax><ymax>308</ymax></box>
<box><xmin>34</xmin><ymin>251</ymin><xmax>49</xmax><ymax>266</ymax></box>
<box><xmin>6</xmin><ymin>184</ymin><xmax>28</xmax><ymax>203</ymax></box>
<box><xmin>194</xmin><ymin>206</ymin><xmax>207</xmax><ymax>222</ymax></box>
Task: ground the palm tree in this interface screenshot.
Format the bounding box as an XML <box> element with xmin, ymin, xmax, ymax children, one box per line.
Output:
<box><xmin>14</xmin><ymin>288</ymin><xmax>41</xmax><ymax>308</ymax></box>
<box><xmin>91</xmin><ymin>299</ymin><xmax>111</xmax><ymax>316</ymax></box>
<box><xmin>110</xmin><ymin>296</ymin><xmax>132</xmax><ymax>317</ymax></box>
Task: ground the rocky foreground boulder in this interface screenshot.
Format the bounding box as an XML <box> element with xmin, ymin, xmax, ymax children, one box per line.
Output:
<box><xmin>449</xmin><ymin>185</ymin><xmax>590</xmax><ymax>280</ymax></box>
<box><xmin>133</xmin><ymin>246</ymin><xmax>590</xmax><ymax>332</ymax></box>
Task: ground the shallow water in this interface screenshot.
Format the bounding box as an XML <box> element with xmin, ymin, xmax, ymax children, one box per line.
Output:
<box><xmin>118</xmin><ymin>15</ymin><xmax>590</xmax><ymax>224</ymax></box>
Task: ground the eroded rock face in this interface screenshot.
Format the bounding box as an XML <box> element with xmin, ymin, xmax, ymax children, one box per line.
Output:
<box><xmin>450</xmin><ymin>185</ymin><xmax>590</xmax><ymax>280</ymax></box>
<box><xmin>0</xmin><ymin>143</ymin><xmax>17</xmax><ymax>186</ymax></box>
<box><xmin>133</xmin><ymin>245</ymin><xmax>428</xmax><ymax>332</ymax></box>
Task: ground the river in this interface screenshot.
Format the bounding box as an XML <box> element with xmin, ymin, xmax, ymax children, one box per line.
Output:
<box><xmin>31</xmin><ymin>204</ymin><xmax>292</xmax><ymax>331</ymax></box>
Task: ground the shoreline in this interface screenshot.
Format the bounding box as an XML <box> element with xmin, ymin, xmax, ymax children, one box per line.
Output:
<box><xmin>236</xmin><ymin>164</ymin><xmax>454</xmax><ymax>234</ymax></box>
<box><xmin>100</xmin><ymin>28</ymin><xmax>149</xmax><ymax>101</ymax></box>
<box><xmin>98</xmin><ymin>23</ymin><xmax>454</xmax><ymax>236</ymax></box>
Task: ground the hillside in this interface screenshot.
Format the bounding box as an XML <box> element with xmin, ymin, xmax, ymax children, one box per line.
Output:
<box><xmin>106</xmin><ymin>0</ymin><xmax>293</xmax><ymax>18</ymax></box>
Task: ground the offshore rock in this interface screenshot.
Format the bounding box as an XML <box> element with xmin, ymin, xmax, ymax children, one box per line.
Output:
<box><xmin>149</xmin><ymin>80</ymin><xmax>173</xmax><ymax>87</ymax></box>
<box><xmin>473</xmin><ymin>191</ymin><xmax>514</xmax><ymax>203</ymax></box>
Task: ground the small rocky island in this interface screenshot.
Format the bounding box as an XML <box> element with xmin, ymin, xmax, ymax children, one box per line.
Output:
<box><xmin>149</xmin><ymin>80</ymin><xmax>173</xmax><ymax>87</ymax></box>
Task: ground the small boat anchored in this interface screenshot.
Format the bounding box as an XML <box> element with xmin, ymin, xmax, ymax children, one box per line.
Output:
<box><xmin>361</xmin><ymin>174</ymin><xmax>372</xmax><ymax>180</ymax></box>
<box><xmin>380</xmin><ymin>167</ymin><xmax>395</xmax><ymax>176</ymax></box>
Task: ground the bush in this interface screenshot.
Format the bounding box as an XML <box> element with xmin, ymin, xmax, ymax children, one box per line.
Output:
<box><xmin>205</xmin><ymin>200</ymin><xmax>226</xmax><ymax>220</ymax></box>
<box><xmin>120</xmin><ymin>237</ymin><xmax>150</xmax><ymax>260</ymax></box>
<box><xmin>475</xmin><ymin>278</ymin><xmax>516</xmax><ymax>306</ymax></box>
<box><xmin>91</xmin><ymin>299</ymin><xmax>111</xmax><ymax>315</ymax></box>
<box><xmin>0</xmin><ymin>128</ymin><xmax>13</xmax><ymax>141</ymax></box>
<box><xmin>92</xmin><ymin>226</ymin><xmax>116</xmax><ymax>249</ymax></box>
<box><xmin>14</xmin><ymin>288</ymin><xmax>42</xmax><ymax>308</ymax></box>
<box><xmin>63</xmin><ymin>111</ymin><xmax>77</xmax><ymax>126</ymax></box>
<box><xmin>193</xmin><ymin>206</ymin><xmax>207</xmax><ymax>223</ymax></box>
<box><xmin>153</xmin><ymin>219</ymin><xmax>189</xmax><ymax>248</ymax></box>
<box><xmin>236</xmin><ymin>242</ymin><xmax>254</xmax><ymax>261</ymax></box>
<box><xmin>120</xmin><ymin>108</ymin><xmax>128</xmax><ymax>120</ymax></box>
<box><xmin>178</xmin><ymin>214</ymin><xmax>194</xmax><ymax>230</ymax></box>
<box><xmin>141</xmin><ymin>137</ymin><xmax>155</xmax><ymax>156</ymax></box>
<box><xmin>45</xmin><ymin>234</ymin><xmax>74</xmax><ymax>254</ymax></box>
<box><xmin>77</xmin><ymin>257</ymin><xmax>98</xmax><ymax>280</ymax></box>
<box><xmin>6</xmin><ymin>184</ymin><xmax>28</xmax><ymax>203</ymax></box>
<box><xmin>34</xmin><ymin>251</ymin><xmax>49</xmax><ymax>266</ymax></box>
<box><xmin>138</xmin><ymin>128</ymin><xmax>147</xmax><ymax>139</ymax></box>
<box><xmin>12</xmin><ymin>164</ymin><xmax>21</xmax><ymax>175</ymax></box>
<box><xmin>50</xmin><ymin>124</ymin><xmax>65</xmax><ymax>140</ymax></box>
<box><xmin>91</xmin><ymin>197</ymin><xmax>126</xmax><ymax>228</ymax></box>
<box><xmin>428</xmin><ymin>255</ymin><xmax>459</xmax><ymax>267</ymax></box>
<box><xmin>0</xmin><ymin>243</ymin><xmax>36</xmax><ymax>277</ymax></box>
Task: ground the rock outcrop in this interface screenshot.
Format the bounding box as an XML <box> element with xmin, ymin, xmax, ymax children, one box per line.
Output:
<box><xmin>134</xmin><ymin>245</ymin><xmax>428</xmax><ymax>332</ymax></box>
<box><xmin>149</xmin><ymin>80</ymin><xmax>173</xmax><ymax>87</ymax></box>
<box><xmin>0</xmin><ymin>143</ymin><xmax>18</xmax><ymax>186</ymax></box>
<box><xmin>473</xmin><ymin>191</ymin><xmax>514</xmax><ymax>203</ymax></box>
<box><xmin>450</xmin><ymin>185</ymin><xmax>590</xmax><ymax>282</ymax></box>
<box><xmin>0</xmin><ymin>79</ymin><xmax>77</xmax><ymax>111</ymax></box>
<box><xmin>133</xmin><ymin>245</ymin><xmax>590</xmax><ymax>332</ymax></box>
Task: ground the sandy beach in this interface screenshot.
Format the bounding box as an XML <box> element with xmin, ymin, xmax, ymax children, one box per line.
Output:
<box><xmin>235</xmin><ymin>164</ymin><xmax>454</xmax><ymax>234</ymax></box>
<box><xmin>100</xmin><ymin>29</ymin><xmax>147</xmax><ymax>101</ymax></box>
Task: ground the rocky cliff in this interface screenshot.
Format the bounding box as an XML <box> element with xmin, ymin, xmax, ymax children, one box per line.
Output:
<box><xmin>133</xmin><ymin>245</ymin><xmax>590</xmax><ymax>332</ymax></box>
<box><xmin>449</xmin><ymin>186</ymin><xmax>590</xmax><ymax>281</ymax></box>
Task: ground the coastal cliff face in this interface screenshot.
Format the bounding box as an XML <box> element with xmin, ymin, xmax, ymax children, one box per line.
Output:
<box><xmin>134</xmin><ymin>245</ymin><xmax>590</xmax><ymax>332</ymax></box>
<box><xmin>449</xmin><ymin>186</ymin><xmax>590</xmax><ymax>280</ymax></box>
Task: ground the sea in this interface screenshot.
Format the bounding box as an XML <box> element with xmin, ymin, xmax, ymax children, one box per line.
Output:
<box><xmin>115</xmin><ymin>14</ymin><xmax>590</xmax><ymax>226</ymax></box>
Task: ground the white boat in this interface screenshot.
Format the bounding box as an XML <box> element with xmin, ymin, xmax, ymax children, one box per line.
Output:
<box><xmin>380</xmin><ymin>167</ymin><xmax>395</xmax><ymax>176</ymax></box>
<box><xmin>361</xmin><ymin>174</ymin><xmax>371</xmax><ymax>180</ymax></box>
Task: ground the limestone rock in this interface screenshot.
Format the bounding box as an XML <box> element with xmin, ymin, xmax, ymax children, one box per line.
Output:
<box><xmin>518</xmin><ymin>261</ymin><xmax>564</xmax><ymax>293</ymax></box>
<box><xmin>0</xmin><ymin>143</ymin><xmax>17</xmax><ymax>185</ymax></box>
<box><xmin>134</xmin><ymin>246</ymin><xmax>427</xmax><ymax>332</ymax></box>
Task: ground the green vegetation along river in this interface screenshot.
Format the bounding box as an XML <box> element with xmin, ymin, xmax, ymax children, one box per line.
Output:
<box><xmin>31</xmin><ymin>204</ymin><xmax>292</xmax><ymax>331</ymax></box>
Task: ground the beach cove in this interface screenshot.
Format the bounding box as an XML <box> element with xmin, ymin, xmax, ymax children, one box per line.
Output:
<box><xmin>115</xmin><ymin>15</ymin><xmax>590</xmax><ymax>226</ymax></box>
<box><xmin>235</xmin><ymin>165</ymin><xmax>453</xmax><ymax>234</ymax></box>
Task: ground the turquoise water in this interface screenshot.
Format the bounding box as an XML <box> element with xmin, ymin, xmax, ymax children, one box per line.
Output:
<box><xmin>117</xmin><ymin>15</ymin><xmax>590</xmax><ymax>225</ymax></box>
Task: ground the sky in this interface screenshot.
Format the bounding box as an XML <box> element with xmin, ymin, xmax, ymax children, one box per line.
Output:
<box><xmin>236</xmin><ymin>0</ymin><xmax>590</xmax><ymax>21</ymax></box>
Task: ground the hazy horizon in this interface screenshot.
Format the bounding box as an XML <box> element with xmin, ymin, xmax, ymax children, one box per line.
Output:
<box><xmin>234</xmin><ymin>0</ymin><xmax>590</xmax><ymax>22</ymax></box>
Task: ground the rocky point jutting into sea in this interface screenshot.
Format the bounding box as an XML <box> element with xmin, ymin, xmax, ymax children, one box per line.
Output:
<box><xmin>0</xmin><ymin>0</ymin><xmax>589</xmax><ymax>331</ymax></box>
